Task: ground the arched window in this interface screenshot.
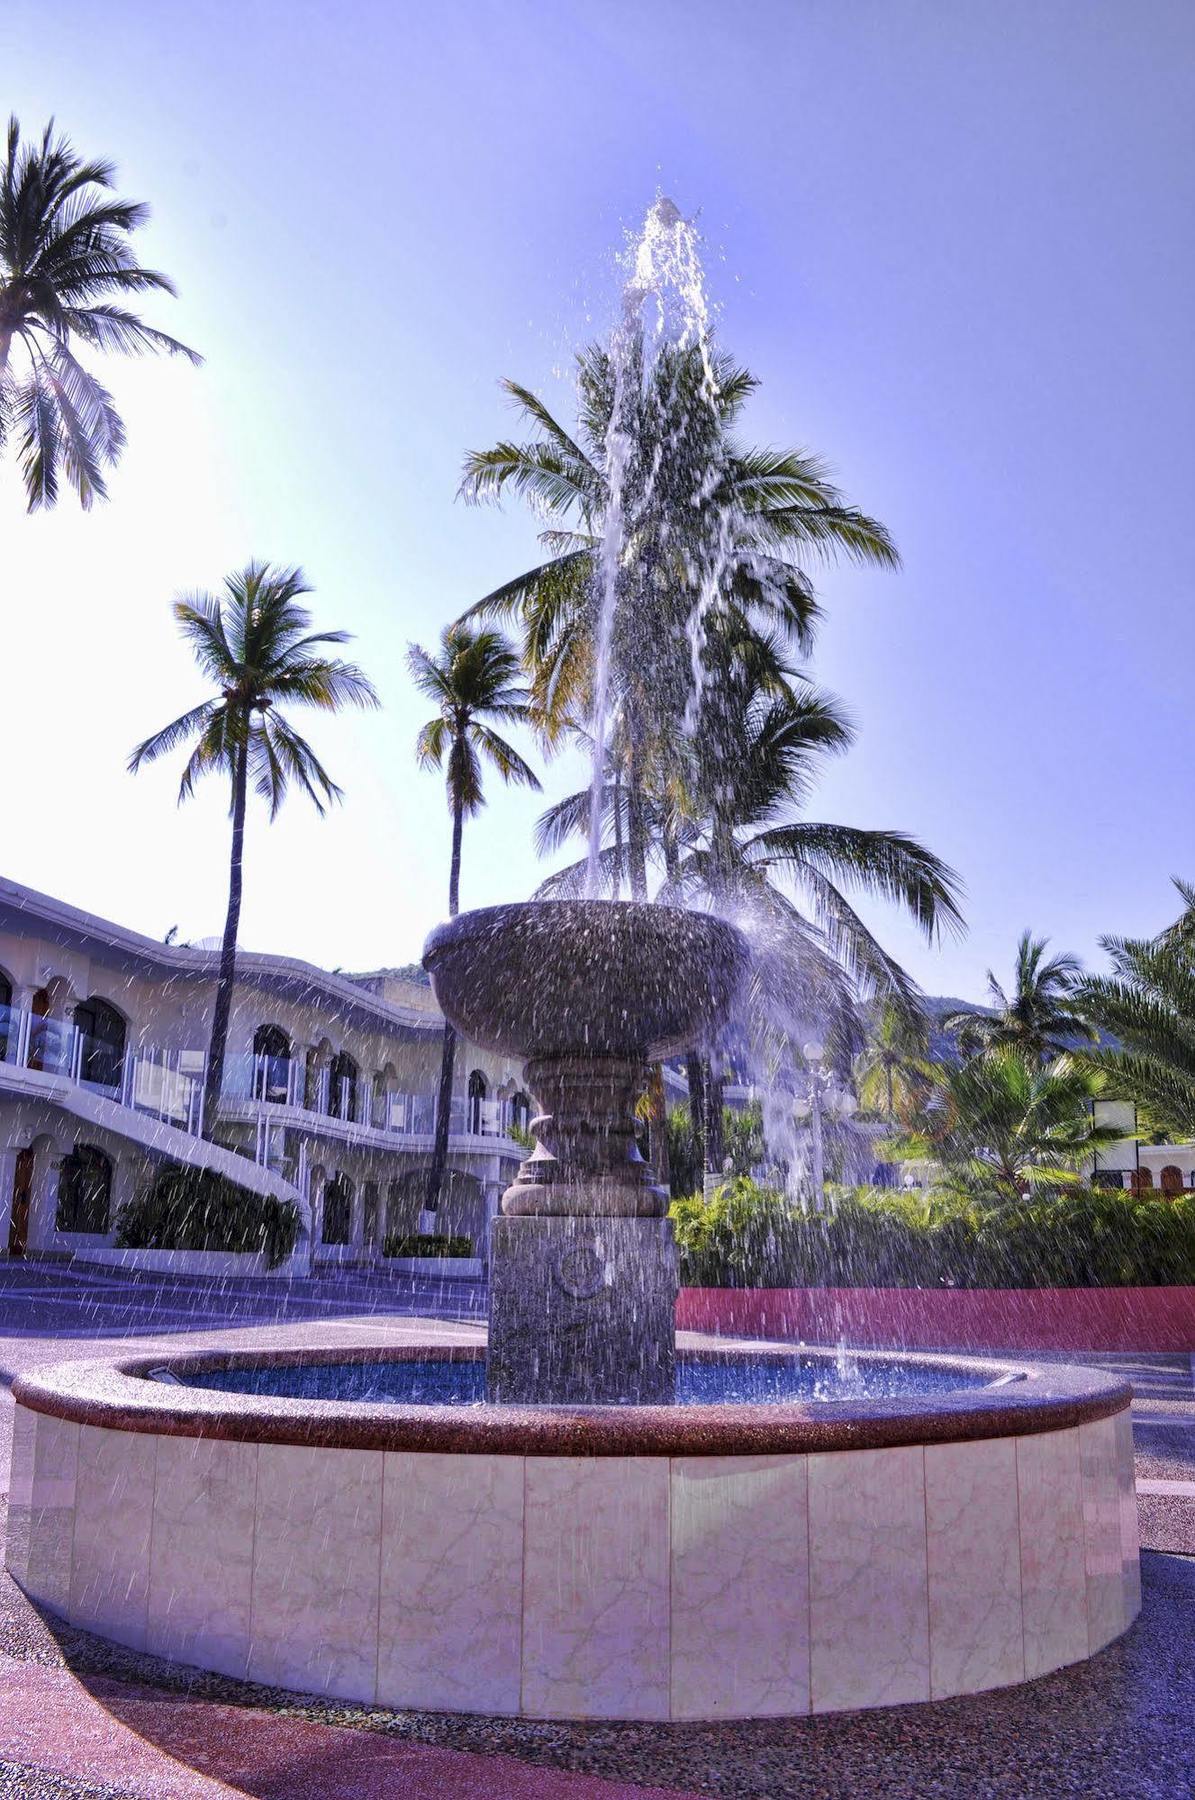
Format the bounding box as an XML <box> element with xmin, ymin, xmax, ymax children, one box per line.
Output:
<box><xmin>328</xmin><ymin>1051</ymin><xmax>358</xmax><ymax>1121</ymax></box>
<box><xmin>56</xmin><ymin>1145</ymin><xmax>112</xmax><ymax>1234</ymax></box>
<box><xmin>468</xmin><ymin>1069</ymin><xmax>488</xmax><ymax>1135</ymax></box>
<box><xmin>0</xmin><ymin>969</ymin><xmax>11</xmax><ymax>1061</ymax></box>
<box><xmin>322</xmin><ymin>1173</ymin><xmax>353</xmax><ymax>1245</ymax></box>
<box><xmin>1160</xmin><ymin>1164</ymin><xmax>1184</xmax><ymax>1197</ymax></box>
<box><xmin>253</xmin><ymin>1024</ymin><xmax>292</xmax><ymax>1104</ymax></box>
<box><xmin>510</xmin><ymin>1090</ymin><xmax>531</xmax><ymax>1134</ymax></box>
<box><xmin>74</xmin><ymin>997</ymin><xmax>126</xmax><ymax>1088</ymax></box>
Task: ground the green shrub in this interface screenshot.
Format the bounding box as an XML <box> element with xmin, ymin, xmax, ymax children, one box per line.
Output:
<box><xmin>669</xmin><ymin>1178</ymin><xmax>1195</xmax><ymax>1289</ymax></box>
<box><xmin>115</xmin><ymin>1165</ymin><xmax>300</xmax><ymax>1269</ymax></box>
<box><xmin>382</xmin><ymin>1232</ymin><xmax>474</xmax><ymax>1259</ymax></box>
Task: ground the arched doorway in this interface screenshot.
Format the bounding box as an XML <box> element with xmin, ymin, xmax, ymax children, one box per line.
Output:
<box><xmin>1160</xmin><ymin>1164</ymin><xmax>1184</xmax><ymax>1198</ymax></box>
<box><xmin>75</xmin><ymin>997</ymin><xmax>127</xmax><ymax>1089</ymax></box>
<box><xmin>467</xmin><ymin>1070</ymin><xmax>488</xmax><ymax>1136</ymax></box>
<box><xmin>322</xmin><ymin>1173</ymin><xmax>353</xmax><ymax>1245</ymax></box>
<box><xmin>362</xmin><ymin>1180</ymin><xmax>380</xmax><ymax>1252</ymax></box>
<box><xmin>329</xmin><ymin>1052</ymin><xmax>358</xmax><ymax>1122</ymax></box>
<box><xmin>7</xmin><ymin>1147</ymin><xmax>34</xmax><ymax>1256</ymax></box>
<box><xmin>0</xmin><ymin>968</ymin><xmax>12</xmax><ymax>1062</ymax></box>
<box><xmin>56</xmin><ymin>1145</ymin><xmax>113</xmax><ymax>1233</ymax></box>
<box><xmin>509</xmin><ymin>1090</ymin><xmax>531</xmax><ymax>1135</ymax></box>
<box><xmin>253</xmin><ymin>1024</ymin><xmax>292</xmax><ymax>1104</ymax></box>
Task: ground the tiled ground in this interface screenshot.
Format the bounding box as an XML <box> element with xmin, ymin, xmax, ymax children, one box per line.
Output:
<box><xmin>2</xmin><ymin>1263</ymin><xmax>1194</xmax><ymax>1799</ymax></box>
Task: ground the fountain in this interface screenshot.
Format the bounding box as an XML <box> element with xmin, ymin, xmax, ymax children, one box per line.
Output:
<box><xmin>2</xmin><ymin>201</ymin><xmax>1141</xmax><ymax>1725</ymax></box>
<box><xmin>424</xmin><ymin>899</ymin><xmax>749</xmax><ymax>1403</ymax></box>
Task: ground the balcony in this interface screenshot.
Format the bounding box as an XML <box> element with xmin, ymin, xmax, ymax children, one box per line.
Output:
<box><xmin>218</xmin><ymin>1052</ymin><xmax>526</xmax><ymax>1151</ymax></box>
<box><xmin>0</xmin><ymin>1003</ymin><xmax>205</xmax><ymax>1137</ymax></box>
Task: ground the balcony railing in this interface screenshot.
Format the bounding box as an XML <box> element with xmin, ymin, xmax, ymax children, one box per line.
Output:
<box><xmin>0</xmin><ymin>1004</ymin><xmax>205</xmax><ymax>1136</ymax></box>
<box><xmin>0</xmin><ymin>1014</ymin><xmax>526</xmax><ymax>1175</ymax></box>
<box><xmin>223</xmin><ymin>1051</ymin><xmax>525</xmax><ymax>1142</ymax></box>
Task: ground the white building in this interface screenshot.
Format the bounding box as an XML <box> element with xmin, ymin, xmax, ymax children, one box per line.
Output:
<box><xmin>0</xmin><ymin>875</ymin><xmax>530</xmax><ymax>1270</ymax></box>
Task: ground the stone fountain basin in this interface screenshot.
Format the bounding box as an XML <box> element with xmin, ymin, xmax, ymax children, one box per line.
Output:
<box><xmin>6</xmin><ymin>1344</ymin><xmax>1139</xmax><ymax>1721</ymax></box>
<box><xmin>423</xmin><ymin>900</ymin><xmax>749</xmax><ymax>1061</ymax></box>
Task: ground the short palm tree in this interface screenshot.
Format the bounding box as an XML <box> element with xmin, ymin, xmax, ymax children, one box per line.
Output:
<box><xmin>0</xmin><ymin>117</ymin><xmax>200</xmax><ymax>509</ymax></box>
<box><xmin>943</xmin><ymin>932</ymin><xmax>1094</xmax><ymax>1061</ymax></box>
<box><xmin>130</xmin><ymin>563</ymin><xmax>377</xmax><ymax>1131</ymax></box>
<box><xmin>890</xmin><ymin>1049</ymin><xmax>1124</xmax><ymax>1203</ymax></box>
<box><xmin>409</xmin><ymin>624</ymin><xmax>541</xmax><ymax>1209</ymax></box>
<box><xmin>855</xmin><ymin>1001</ymin><xmax>935</xmax><ymax>1121</ymax></box>
<box><xmin>460</xmin><ymin>343</ymin><xmax>896</xmax><ymax>895</ymax></box>
<box><xmin>1078</xmin><ymin>880</ymin><xmax>1195</xmax><ymax>1138</ymax></box>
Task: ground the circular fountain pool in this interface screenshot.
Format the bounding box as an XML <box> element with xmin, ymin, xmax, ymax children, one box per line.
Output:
<box><xmin>6</xmin><ymin>1341</ymin><xmax>1139</xmax><ymax>1722</ymax></box>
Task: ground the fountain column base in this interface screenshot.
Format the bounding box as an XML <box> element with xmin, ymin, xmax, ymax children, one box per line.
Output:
<box><xmin>486</xmin><ymin>1214</ymin><xmax>678</xmax><ymax>1405</ymax></box>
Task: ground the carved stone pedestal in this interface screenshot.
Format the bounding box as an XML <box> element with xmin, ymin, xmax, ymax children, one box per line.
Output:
<box><xmin>486</xmin><ymin>1214</ymin><xmax>678</xmax><ymax>1405</ymax></box>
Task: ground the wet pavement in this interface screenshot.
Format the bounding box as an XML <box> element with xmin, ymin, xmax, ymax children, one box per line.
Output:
<box><xmin>1</xmin><ymin>1261</ymin><xmax>1194</xmax><ymax>1798</ymax></box>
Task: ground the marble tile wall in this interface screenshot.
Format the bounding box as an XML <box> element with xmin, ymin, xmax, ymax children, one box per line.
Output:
<box><xmin>521</xmin><ymin>1455</ymin><xmax>670</xmax><ymax>1719</ymax></box>
<box><xmin>148</xmin><ymin>1435</ymin><xmax>259</xmax><ymax>1679</ymax></box>
<box><xmin>670</xmin><ymin>1453</ymin><xmax>810</xmax><ymax>1718</ymax></box>
<box><xmin>1081</xmin><ymin>1416</ymin><xmax>1126</xmax><ymax>1653</ymax></box>
<box><xmin>247</xmin><ymin>1443</ymin><xmax>383</xmax><ymax>1701</ymax></box>
<box><xmin>1016</xmin><ymin>1426</ymin><xmax>1089</xmax><ymax>1679</ymax></box>
<box><xmin>377</xmin><ymin>1450</ymin><xmax>524</xmax><ymax>1714</ymax></box>
<box><xmin>808</xmin><ymin>1444</ymin><xmax>931</xmax><ymax>1712</ymax></box>
<box><xmin>925</xmin><ymin>1435</ymin><xmax>1025</xmax><ymax>1697</ymax></box>
<box><xmin>69</xmin><ymin>1423</ymin><xmax>155</xmax><ymax>1651</ymax></box>
<box><xmin>6</xmin><ymin>1406</ymin><xmax>1140</xmax><ymax>1720</ymax></box>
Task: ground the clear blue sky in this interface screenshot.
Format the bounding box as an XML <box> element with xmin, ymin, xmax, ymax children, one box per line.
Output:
<box><xmin>2</xmin><ymin>0</ymin><xmax>1192</xmax><ymax>999</ymax></box>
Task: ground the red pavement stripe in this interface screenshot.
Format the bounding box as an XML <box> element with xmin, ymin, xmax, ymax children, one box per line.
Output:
<box><xmin>0</xmin><ymin>1665</ymin><xmax>703</xmax><ymax>1800</ymax></box>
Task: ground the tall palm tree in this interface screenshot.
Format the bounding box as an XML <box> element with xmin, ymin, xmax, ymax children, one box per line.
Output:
<box><xmin>130</xmin><ymin>563</ymin><xmax>377</xmax><ymax>1131</ymax></box>
<box><xmin>1078</xmin><ymin>880</ymin><xmax>1195</xmax><ymax>1138</ymax></box>
<box><xmin>889</xmin><ymin>1049</ymin><xmax>1124</xmax><ymax>1204</ymax></box>
<box><xmin>944</xmin><ymin>932</ymin><xmax>1093</xmax><ymax>1062</ymax></box>
<box><xmin>0</xmin><ymin>117</ymin><xmax>200</xmax><ymax>509</ymax></box>
<box><xmin>459</xmin><ymin>342</ymin><xmax>896</xmax><ymax>896</ymax></box>
<box><xmin>855</xmin><ymin>1001</ymin><xmax>935</xmax><ymax>1121</ymax></box>
<box><xmin>409</xmin><ymin>624</ymin><xmax>541</xmax><ymax>1210</ymax></box>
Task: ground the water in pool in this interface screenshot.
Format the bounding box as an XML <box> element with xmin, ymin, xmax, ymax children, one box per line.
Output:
<box><xmin>173</xmin><ymin>1355</ymin><xmax>1003</xmax><ymax>1407</ymax></box>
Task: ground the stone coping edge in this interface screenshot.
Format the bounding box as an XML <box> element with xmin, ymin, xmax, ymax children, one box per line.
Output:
<box><xmin>10</xmin><ymin>1342</ymin><xmax>1132</xmax><ymax>1457</ymax></box>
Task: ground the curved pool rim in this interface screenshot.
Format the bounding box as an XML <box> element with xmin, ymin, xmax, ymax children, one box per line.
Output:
<box><xmin>10</xmin><ymin>1341</ymin><xmax>1130</xmax><ymax>1456</ymax></box>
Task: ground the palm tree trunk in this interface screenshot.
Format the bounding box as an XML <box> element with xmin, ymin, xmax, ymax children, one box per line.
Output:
<box><xmin>202</xmin><ymin>733</ymin><xmax>248</xmax><ymax>1137</ymax></box>
<box><xmin>686</xmin><ymin>1051</ymin><xmax>706</xmax><ymax>1172</ymax></box>
<box><xmin>703</xmin><ymin>1058</ymin><xmax>725</xmax><ymax>1181</ymax></box>
<box><xmin>647</xmin><ymin>1062</ymin><xmax>670</xmax><ymax>1191</ymax></box>
<box><xmin>427</xmin><ymin>767</ymin><xmax>465</xmax><ymax>1212</ymax></box>
<box><xmin>886</xmin><ymin>1062</ymin><xmax>894</xmax><ymax>1121</ymax></box>
<box><xmin>0</xmin><ymin>329</ymin><xmax>12</xmax><ymax>376</ymax></box>
<box><xmin>625</xmin><ymin>725</ymin><xmax>649</xmax><ymax>902</ymax></box>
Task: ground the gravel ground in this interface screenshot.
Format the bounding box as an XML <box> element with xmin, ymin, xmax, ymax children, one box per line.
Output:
<box><xmin>0</xmin><ymin>1769</ymin><xmax>137</xmax><ymax>1800</ymax></box>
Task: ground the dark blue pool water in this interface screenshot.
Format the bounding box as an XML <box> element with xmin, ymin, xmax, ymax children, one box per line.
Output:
<box><xmin>175</xmin><ymin>1354</ymin><xmax>1001</xmax><ymax>1407</ymax></box>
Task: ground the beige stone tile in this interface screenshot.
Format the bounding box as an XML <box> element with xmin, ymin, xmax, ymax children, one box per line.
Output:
<box><xmin>521</xmin><ymin>1456</ymin><xmax>669</xmax><ymax>1720</ymax></box>
<box><xmin>377</xmin><ymin>1451</ymin><xmax>524</xmax><ymax>1714</ymax></box>
<box><xmin>1017</xmin><ymin>1426</ymin><xmax>1087</xmax><ymax>1678</ymax></box>
<box><xmin>1113</xmin><ymin>1407</ymin><xmax>1142</xmax><ymax>1625</ymax></box>
<box><xmin>147</xmin><ymin>1435</ymin><xmax>258</xmax><ymax>1679</ymax></box>
<box><xmin>69</xmin><ymin>1424</ymin><xmax>155</xmax><ymax>1651</ymax></box>
<box><xmin>1081</xmin><ymin>1416</ymin><xmax>1124</xmax><ymax>1653</ymax></box>
<box><xmin>248</xmin><ymin>1443</ymin><xmax>383</xmax><ymax>1702</ymax></box>
<box><xmin>4</xmin><ymin>1404</ymin><xmax>37</xmax><ymax>1589</ymax></box>
<box><xmin>809</xmin><ymin>1445</ymin><xmax>930</xmax><ymax>1712</ymax></box>
<box><xmin>925</xmin><ymin>1435</ymin><xmax>1024</xmax><ymax>1697</ymax></box>
<box><xmin>670</xmin><ymin>1454</ymin><xmax>810</xmax><ymax>1719</ymax></box>
<box><xmin>24</xmin><ymin>1411</ymin><xmax>80</xmax><ymax>1617</ymax></box>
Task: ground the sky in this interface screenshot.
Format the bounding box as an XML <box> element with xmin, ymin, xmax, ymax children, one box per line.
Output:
<box><xmin>1</xmin><ymin>0</ymin><xmax>1192</xmax><ymax>1000</ymax></box>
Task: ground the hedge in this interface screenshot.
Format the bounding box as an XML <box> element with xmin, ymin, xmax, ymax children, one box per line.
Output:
<box><xmin>382</xmin><ymin>1232</ymin><xmax>474</xmax><ymax>1259</ymax></box>
<box><xmin>115</xmin><ymin>1165</ymin><xmax>300</xmax><ymax>1269</ymax></box>
<box><xmin>669</xmin><ymin>1179</ymin><xmax>1195</xmax><ymax>1290</ymax></box>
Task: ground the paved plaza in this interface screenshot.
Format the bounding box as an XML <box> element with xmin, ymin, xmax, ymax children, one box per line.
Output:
<box><xmin>1</xmin><ymin>1263</ymin><xmax>1194</xmax><ymax>1799</ymax></box>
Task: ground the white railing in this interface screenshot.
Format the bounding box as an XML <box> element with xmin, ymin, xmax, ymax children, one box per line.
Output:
<box><xmin>0</xmin><ymin>1004</ymin><xmax>206</xmax><ymax>1137</ymax></box>
<box><xmin>223</xmin><ymin>1048</ymin><xmax>525</xmax><ymax>1144</ymax></box>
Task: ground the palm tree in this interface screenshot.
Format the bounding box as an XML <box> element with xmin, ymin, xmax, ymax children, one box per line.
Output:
<box><xmin>889</xmin><ymin>1049</ymin><xmax>1124</xmax><ymax>1204</ymax></box>
<box><xmin>459</xmin><ymin>343</ymin><xmax>896</xmax><ymax>896</ymax></box>
<box><xmin>944</xmin><ymin>932</ymin><xmax>1094</xmax><ymax>1061</ymax></box>
<box><xmin>0</xmin><ymin>117</ymin><xmax>200</xmax><ymax>509</ymax></box>
<box><xmin>409</xmin><ymin>624</ymin><xmax>541</xmax><ymax>1210</ymax></box>
<box><xmin>1077</xmin><ymin>880</ymin><xmax>1195</xmax><ymax>1138</ymax></box>
<box><xmin>130</xmin><ymin>563</ymin><xmax>377</xmax><ymax>1131</ymax></box>
<box><xmin>855</xmin><ymin>1002</ymin><xmax>935</xmax><ymax>1121</ymax></box>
